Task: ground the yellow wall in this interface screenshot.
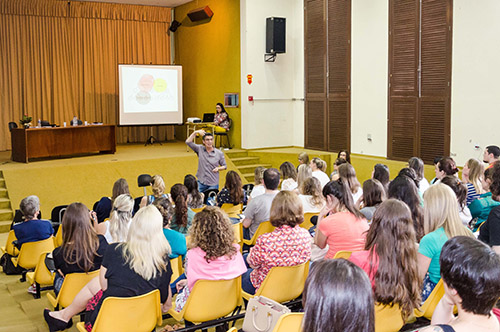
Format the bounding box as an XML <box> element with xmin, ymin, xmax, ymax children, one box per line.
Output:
<box><xmin>174</xmin><ymin>0</ymin><xmax>241</xmax><ymax>148</ymax></box>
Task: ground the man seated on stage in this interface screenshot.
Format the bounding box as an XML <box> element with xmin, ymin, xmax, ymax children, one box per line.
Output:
<box><xmin>242</xmin><ymin>168</ymin><xmax>280</xmax><ymax>240</ymax></box>
<box><xmin>484</xmin><ymin>145</ymin><xmax>500</xmax><ymax>169</ymax></box>
<box><xmin>186</xmin><ymin>129</ymin><xmax>227</xmax><ymax>193</ymax></box>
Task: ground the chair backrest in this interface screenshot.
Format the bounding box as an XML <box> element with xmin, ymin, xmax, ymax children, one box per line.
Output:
<box><xmin>91</xmin><ymin>289</ymin><xmax>161</xmax><ymax>332</ymax></box>
<box><xmin>256</xmin><ymin>262</ymin><xmax>309</xmax><ymax>303</ymax></box>
<box><xmin>242</xmin><ymin>184</ymin><xmax>254</xmax><ymax>196</ymax></box>
<box><xmin>137</xmin><ymin>174</ymin><xmax>152</xmax><ymax>187</ymax></box>
<box><xmin>8</xmin><ymin>121</ymin><xmax>18</xmax><ymax>131</ymax></box>
<box><xmin>54</xmin><ymin>226</ymin><xmax>63</xmax><ymax>247</ymax></box>
<box><xmin>233</xmin><ymin>223</ymin><xmax>242</xmax><ymax>248</ymax></box>
<box><xmin>333</xmin><ymin>250</ymin><xmax>352</xmax><ymax>259</ymax></box>
<box><xmin>245</xmin><ymin>221</ymin><xmax>275</xmax><ymax>246</ymax></box>
<box><xmin>374</xmin><ymin>303</ymin><xmax>405</xmax><ymax>332</ymax></box>
<box><xmin>191</xmin><ymin>205</ymin><xmax>206</xmax><ymax>213</ymax></box>
<box><xmin>50</xmin><ymin>205</ymin><xmax>68</xmax><ymax>224</ymax></box>
<box><xmin>31</xmin><ymin>251</ymin><xmax>55</xmax><ymax>286</ymax></box>
<box><xmin>57</xmin><ymin>270</ymin><xmax>100</xmax><ymax>308</ymax></box>
<box><xmin>414</xmin><ymin>279</ymin><xmax>445</xmax><ymax>320</ymax></box>
<box><xmin>300</xmin><ymin>213</ymin><xmax>318</xmax><ymax>229</ymax></box>
<box><xmin>16</xmin><ymin>237</ymin><xmax>55</xmax><ymax>269</ymax></box>
<box><xmin>170</xmin><ymin>256</ymin><xmax>183</xmax><ymax>282</ymax></box>
<box><xmin>272</xmin><ymin>313</ymin><xmax>304</xmax><ymax>332</ymax></box>
<box><xmin>203</xmin><ymin>189</ymin><xmax>219</xmax><ymax>205</ymax></box>
<box><xmin>182</xmin><ymin>277</ymin><xmax>242</xmax><ymax>323</ymax></box>
<box><xmin>2</xmin><ymin>230</ymin><xmax>19</xmax><ymax>256</ymax></box>
<box><xmin>221</xmin><ymin>203</ymin><xmax>243</xmax><ymax>218</ymax></box>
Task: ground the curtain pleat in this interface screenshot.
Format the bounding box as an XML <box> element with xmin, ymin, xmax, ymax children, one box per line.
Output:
<box><xmin>0</xmin><ymin>0</ymin><xmax>172</xmax><ymax>151</ymax></box>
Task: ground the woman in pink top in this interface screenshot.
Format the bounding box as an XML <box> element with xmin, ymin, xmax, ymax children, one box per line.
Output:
<box><xmin>349</xmin><ymin>199</ymin><xmax>421</xmax><ymax>321</ymax></box>
<box><xmin>173</xmin><ymin>206</ymin><xmax>246</xmax><ymax>312</ymax></box>
<box><xmin>315</xmin><ymin>179</ymin><xmax>369</xmax><ymax>259</ymax></box>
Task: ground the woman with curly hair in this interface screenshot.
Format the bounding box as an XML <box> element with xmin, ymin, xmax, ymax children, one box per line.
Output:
<box><xmin>170</xmin><ymin>184</ymin><xmax>195</xmax><ymax>235</ymax></box>
<box><xmin>173</xmin><ymin>206</ymin><xmax>246</xmax><ymax>311</ymax></box>
<box><xmin>242</xmin><ymin>191</ymin><xmax>312</xmax><ymax>295</ymax></box>
<box><xmin>216</xmin><ymin>171</ymin><xmax>247</xmax><ymax>207</ymax></box>
<box><xmin>140</xmin><ymin>174</ymin><xmax>168</xmax><ymax>208</ymax></box>
<box><xmin>349</xmin><ymin>199</ymin><xmax>421</xmax><ymax>320</ymax></box>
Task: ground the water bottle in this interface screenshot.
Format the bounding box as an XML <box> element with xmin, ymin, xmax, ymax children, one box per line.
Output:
<box><xmin>37</xmin><ymin>119</ymin><xmax>41</xmax><ymax>128</ymax></box>
<box><xmin>72</xmin><ymin>116</ymin><xmax>78</xmax><ymax>126</ymax></box>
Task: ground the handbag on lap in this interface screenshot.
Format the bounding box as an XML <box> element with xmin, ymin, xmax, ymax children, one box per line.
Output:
<box><xmin>242</xmin><ymin>296</ymin><xmax>290</xmax><ymax>332</ymax></box>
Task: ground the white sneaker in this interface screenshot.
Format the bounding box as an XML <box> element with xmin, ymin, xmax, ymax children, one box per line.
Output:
<box><xmin>27</xmin><ymin>284</ymin><xmax>37</xmax><ymax>294</ymax></box>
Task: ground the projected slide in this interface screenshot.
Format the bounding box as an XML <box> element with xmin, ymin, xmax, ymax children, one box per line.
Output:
<box><xmin>119</xmin><ymin>65</ymin><xmax>183</xmax><ymax>125</ymax></box>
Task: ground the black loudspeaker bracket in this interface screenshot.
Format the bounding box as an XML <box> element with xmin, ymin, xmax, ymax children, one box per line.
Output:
<box><xmin>264</xmin><ymin>53</ymin><xmax>277</xmax><ymax>62</ymax></box>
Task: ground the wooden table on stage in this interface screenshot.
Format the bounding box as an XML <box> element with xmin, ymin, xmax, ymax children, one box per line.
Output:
<box><xmin>11</xmin><ymin>125</ymin><xmax>116</xmax><ymax>163</ymax></box>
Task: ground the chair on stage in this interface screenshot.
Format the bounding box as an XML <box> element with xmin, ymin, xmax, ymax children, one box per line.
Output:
<box><xmin>215</xmin><ymin>118</ymin><xmax>232</xmax><ymax>149</ymax></box>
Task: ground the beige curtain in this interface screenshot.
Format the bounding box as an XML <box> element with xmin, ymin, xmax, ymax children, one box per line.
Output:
<box><xmin>0</xmin><ymin>0</ymin><xmax>174</xmax><ymax>152</ymax></box>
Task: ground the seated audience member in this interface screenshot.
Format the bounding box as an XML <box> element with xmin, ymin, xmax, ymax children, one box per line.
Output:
<box><xmin>310</xmin><ymin>157</ymin><xmax>330</xmax><ymax>188</ymax></box>
<box><xmin>338</xmin><ymin>163</ymin><xmax>363</xmax><ymax>205</ymax></box>
<box><xmin>242</xmin><ymin>168</ymin><xmax>280</xmax><ymax>239</ymax></box>
<box><xmin>140</xmin><ymin>174</ymin><xmax>168</xmax><ymax>208</ymax></box>
<box><xmin>330</xmin><ymin>157</ymin><xmax>347</xmax><ymax>180</ymax></box>
<box><xmin>280</xmin><ymin>161</ymin><xmax>298</xmax><ymax>191</ymax></box>
<box><xmin>319</xmin><ymin>159</ymin><xmax>328</xmax><ymax>172</ymax></box>
<box><xmin>298</xmin><ymin>177</ymin><xmax>325</xmax><ymax>214</ymax></box>
<box><xmin>13</xmin><ymin>195</ymin><xmax>54</xmax><ymax>248</ymax></box>
<box><xmin>434</xmin><ymin>157</ymin><xmax>459</xmax><ymax>183</ymax></box>
<box><xmin>302</xmin><ymin>259</ymin><xmax>374</xmax><ymax>332</ymax></box>
<box><xmin>418</xmin><ymin>184</ymin><xmax>473</xmax><ymax>301</ymax></box>
<box><xmin>398</xmin><ymin>167</ymin><xmax>421</xmax><ymax>192</ymax></box>
<box><xmin>52</xmin><ymin>203</ymin><xmax>108</xmax><ymax>295</ymax></box>
<box><xmin>173</xmin><ymin>207</ymin><xmax>246</xmax><ymax>311</ymax></box>
<box><xmin>358</xmin><ymin>179</ymin><xmax>386</xmax><ymax>222</ymax></box>
<box><xmin>409</xmin><ymin>157</ymin><xmax>430</xmax><ymax>193</ymax></box>
<box><xmin>249</xmin><ymin>166</ymin><xmax>266</xmax><ymax>200</ymax></box>
<box><xmin>170</xmin><ymin>184</ymin><xmax>195</xmax><ymax>235</ymax></box>
<box><xmin>242</xmin><ymin>191</ymin><xmax>312</xmax><ymax>295</ymax></box>
<box><xmin>94</xmin><ymin>178</ymin><xmax>129</xmax><ymax>223</ymax></box>
<box><xmin>153</xmin><ymin>197</ymin><xmax>187</xmax><ymax>259</ymax></box>
<box><xmin>483</xmin><ymin>145</ymin><xmax>500</xmax><ymax>169</ymax></box>
<box><xmin>298</xmin><ymin>152</ymin><xmax>310</xmax><ymax>167</ymax></box>
<box><xmin>419</xmin><ymin>236</ymin><xmax>500</xmax><ymax>332</ymax></box>
<box><xmin>479</xmin><ymin>162</ymin><xmax>500</xmax><ymax>255</ymax></box>
<box><xmin>440</xmin><ymin>176</ymin><xmax>472</xmax><ymax>226</ymax></box>
<box><xmin>95</xmin><ymin>194</ymin><xmax>133</xmax><ymax>243</ymax></box>
<box><xmin>372</xmin><ymin>163</ymin><xmax>390</xmax><ymax>193</ymax></box>
<box><xmin>430</xmin><ymin>156</ymin><xmax>443</xmax><ymax>184</ymax></box>
<box><xmin>217</xmin><ymin>171</ymin><xmax>247</xmax><ymax>207</ymax></box>
<box><xmin>469</xmin><ymin>166</ymin><xmax>500</xmax><ymax>231</ymax></box>
<box><xmin>315</xmin><ymin>179</ymin><xmax>369</xmax><ymax>259</ymax></box>
<box><xmin>388</xmin><ymin>175</ymin><xmax>424</xmax><ymax>241</ymax></box>
<box><xmin>461</xmin><ymin>158</ymin><xmax>484</xmax><ymax>205</ymax></box>
<box><xmin>44</xmin><ymin>205</ymin><xmax>173</xmax><ymax>332</ymax></box>
<box><xmin>184</xmin><ymin>175</ymin><xmax>204</xmax><ymax>209</ymax></box>
<box><xmin>350</xmin><ymin>199</ymin><xmax>421</xmax><ymax>320</ymax></box>
<box><xmin>296</xmin><ymin>164</ymin><xmax>313</xmax><ymax>193</ymax></box>
<box><xmin>337</xmin><ymin>149</ymin><xmax>351</xmax><ymax>164</ymax></box>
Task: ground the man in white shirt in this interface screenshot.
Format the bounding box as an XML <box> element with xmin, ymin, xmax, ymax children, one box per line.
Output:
<box><xmin>310</xmin><ymin>157</ymin><xmax>330</xmax><ymax>188</ymax></box>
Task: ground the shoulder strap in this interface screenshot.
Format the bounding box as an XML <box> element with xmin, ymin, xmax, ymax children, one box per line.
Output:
<box><xmin>436</xmin><ymin>324</ymin><xmax>456</xmax><ymax>332</ymax></box>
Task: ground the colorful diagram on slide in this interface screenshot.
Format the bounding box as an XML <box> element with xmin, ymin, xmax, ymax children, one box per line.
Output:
<box><xmin>122</xmin><ymin>68</ymin><xmax>178</xmax><ymax>113</ymax></box>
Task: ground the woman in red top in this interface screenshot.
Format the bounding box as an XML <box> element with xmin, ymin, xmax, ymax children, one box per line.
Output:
<box><xmin>315</xmin><ymin>179</ymin><xmax>369</xmax><ymax>259</ymax></box>
<box><xmin>349</xmin><ymin>199</ymin><xmax>421</xmax><ymax>320</ymax></box>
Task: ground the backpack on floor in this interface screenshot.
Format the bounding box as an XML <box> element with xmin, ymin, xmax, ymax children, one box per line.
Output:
<box><xmin>0</xmin><ymin>253</ymin><xmax>24</xmax><ymax>275</ymax></box>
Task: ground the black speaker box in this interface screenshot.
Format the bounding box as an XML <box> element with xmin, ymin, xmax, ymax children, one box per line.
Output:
<box><xmin>266</xmin><ymin>17</ymin><xmax>286</xmax><ymax>54</ymax></box>
<box><xmin>187</xmin><ymin>6</ymin><xmax>213</xmax><ymax>22</ymax></box>
<box><xmin>169</xmin><ymin>20</ymin><xmax>181</xmax><ymax>32</ymax></box>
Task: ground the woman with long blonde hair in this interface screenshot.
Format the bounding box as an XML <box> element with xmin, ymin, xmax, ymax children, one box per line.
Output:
<box><xmin>44</xmin><ymin>205</ymin><xmax>173</xmax><ymax>332</ymax></box>
<box><xmin>96</xmin><ymin>194</ymin><xmax>133</xmax><ymax>243</ymax></box>
<box><xmin>418</xmin><ymin>184</ymin><xmax>473</xmax><ymax>301</ymax></box>
<box><xmin>462</xmin><ymin>158</ymin><xmax>485</xmax><ymax>205</ymax></box>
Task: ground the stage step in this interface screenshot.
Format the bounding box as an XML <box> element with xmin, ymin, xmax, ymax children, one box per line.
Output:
<box><xmin>0</xmin><ymin>209</ymin><xmax>13</xmax><ymax>222</ymax></box>
<box><xmin>241</xmin><ymin>172</ymin><xmax>256</xmax><ymax>183</ymax></box>
<box><xmin>237</xmin><ymin>164</ymin><xmax>273</xmax><ymax>174</ymax></box>
<box><xmin>0</xmin><ymin>198</ymin><xmax>10</xmax><ymax>210</ymax></box>
<box><xmin>0</xmin><ymin>178</ymin><xmax>4</xmax><ymax>187</ymax></box>
<box><xmin>0</xmin><ymin>220</ymin><xmax>11</xmax><ymax>233</ymax></box>
<box><xmin>224</xmin><ymin>150</ymin><xmax>248</xmax><ymax>159</ymax></box>
<box><xmin>0</xmin><ymin>188</ymin><xmax>7</xmax><ymax>198</ymax></box>
<box><xmin>231</xmin><ymin>157</ymin><xmax>261</xmax><ymax>166</ymax></box>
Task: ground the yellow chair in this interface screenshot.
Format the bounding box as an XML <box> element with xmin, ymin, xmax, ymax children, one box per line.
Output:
<box><xmin>233</xmin><ymin>222</ymin><xmax>243</xmax><ymax>249</ymax></box>
<box><xmin>76</xmin><ymin>289</ymin><xmax>162</xmax><ymax>332</ymax></box>
<box><xmin>11</xmin><ymin>237</ymin><xmax>55</xmax><ymax>281</ymax></box>
<box><xmin>168</xmin><ymin>277</ymin><xmax>242</xmax><ymax>324</ymax></box>
<box><xmin>300</xmin><ymin>213</ymin><xmax>318</xmax><ymax>230</ymax></box>
<box><xmin>221</xmin><ymin>203</ymin><xmax>243</xmax><ymax>219</ymax></box>
<box><xmin>26</xmin><ymin>251</ymin><xmax>55</xmax><ymax>298</ymax></box>
<box><xmin>414</xmin><ymin>279</ymin><xmax>445</xmax><ymax>320</ymax></box>
<box><xmin>242</xmin><ymin>262</ymin><xmax>309</xmax><ymax>303</ymax></box>
<box><xmin>47</xmin><ymin>270</ymin><xmax>100</xmax><ymax>309</ymax></box>
<box><xmin>375</xmin><ymin>303</ymin><xmax>405</xmax><ymax>332</ymax></box>
<box><xmin>242</xmin><ymin>221</ymin><xmax>275</xmax><ymax>247</ymax></box>
<box><xmin>272</xmin><ymin>313</ymin><xmax>304</xmax><ymax>332</ymax></box>
<box><xmin>1</xmin><ymin>230</ymin><xmax>19</xmax><ymax>257</ymax></box>
<box><xmin>54</xmin><ymin>226</ymin><xmax>63</xmax><ymax>248</ymax></box>
<box><xmin>170</xmin><ymin>256</ymin><xmax>183</xmax><ymax>282</ymax></box>
<box><xmin>191</xmin><ymin>205</ymin><xmax>206</xmax><ymax>213</ymax></box>
<box><xmin>333</xmin><ymin>250</ymin><xmax>352</xmax><ymax>259</ymax></box>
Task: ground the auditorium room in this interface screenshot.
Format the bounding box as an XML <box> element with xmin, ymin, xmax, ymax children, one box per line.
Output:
<box><xmin>1</xmin><ymin>0</ymin><xmax>500</xmax><ymax>331</ymax></box>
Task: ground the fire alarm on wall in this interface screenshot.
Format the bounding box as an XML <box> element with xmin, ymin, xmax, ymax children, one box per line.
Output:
<box><xmin>248</xmin><ymin>96</ymin><xmax>254</xmax><ymax>102</ymax></box>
